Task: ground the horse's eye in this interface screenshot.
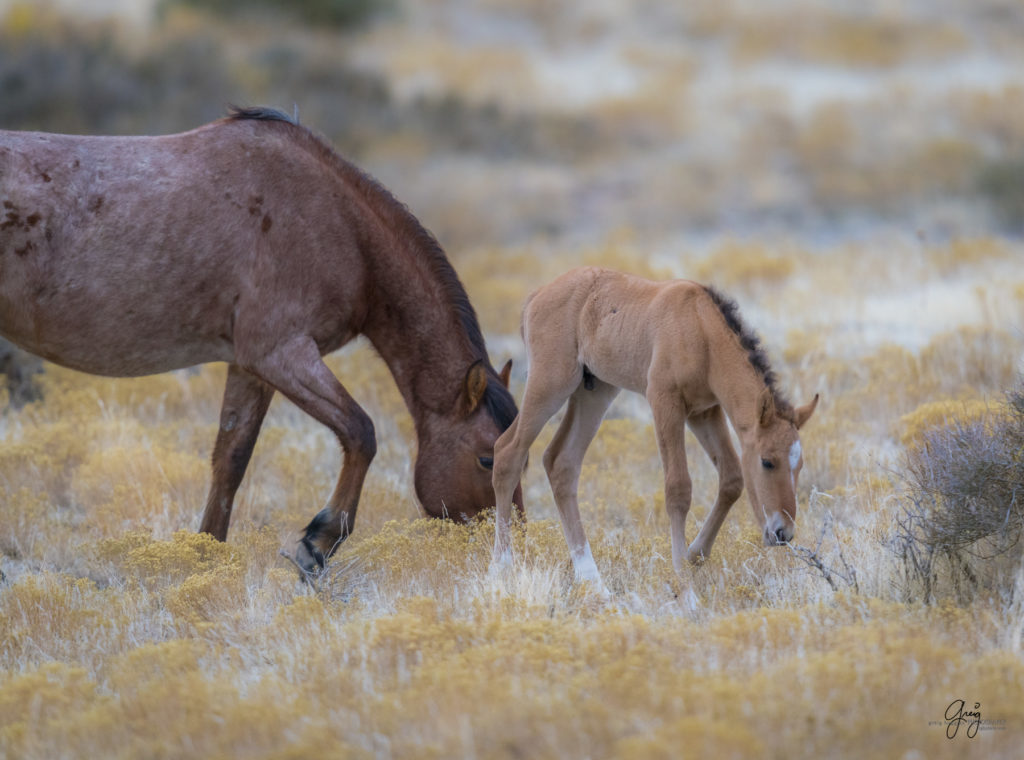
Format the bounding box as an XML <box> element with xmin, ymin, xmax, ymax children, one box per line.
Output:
<box><xmin>761</xmin><ymin>458</ymin><xmax>775</xmax><ymax>470</ymax></box>
<box><xmin>478</xmin><ymin>456</ymin><xmax>494</xmax><ymax>470</ymax></box>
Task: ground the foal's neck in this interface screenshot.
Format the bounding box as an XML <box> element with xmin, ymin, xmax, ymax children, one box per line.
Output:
<box><xmin>708</xmin><ymin>346</ymin><xmax>771</xmax><ymax>442</ymax></box>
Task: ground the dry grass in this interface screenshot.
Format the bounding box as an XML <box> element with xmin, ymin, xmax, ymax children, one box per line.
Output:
<box><xmin>2</xmin><ymin>236</ymin><xmax>1023</xmax><ymax>758</ymax></box>
<box><xmin>4</xmin><ymin>0</ymin><xmax>1024</xmax><ymax>757</ymax></box>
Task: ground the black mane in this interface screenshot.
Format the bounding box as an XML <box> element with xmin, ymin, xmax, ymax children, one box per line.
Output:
<box><xmin>702</xmin><ymin>285</ymin><xmax>792</xmax><ymax>419</ymax></box>
<box><xmin>227</xmin><ymin>105</ymin><xmax>297</xmax><ymax>124</ymax></box>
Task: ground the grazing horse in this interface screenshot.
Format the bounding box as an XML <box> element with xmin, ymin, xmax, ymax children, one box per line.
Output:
<box><xmin>0</xmin><ymin>107</ymin><xmax>522</xmax><ymax>573</ymax></box>
<box><xmin>491</xmin><ymin>267</ymin><xmax>817</xmax><ymax>592</ymax></box>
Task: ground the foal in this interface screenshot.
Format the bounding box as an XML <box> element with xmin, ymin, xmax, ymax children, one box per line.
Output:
<box><xmin>491</xmin><ymin>267</ymin><xmax>818</xmax><ymax>591</ymax></box>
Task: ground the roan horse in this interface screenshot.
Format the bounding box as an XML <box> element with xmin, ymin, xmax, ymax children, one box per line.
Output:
<box><xmin>491</xmin><ymin>267</ymin><xmax>817</xmax><ymax>593</ymax></box>
<box><xmin>0</xmin><ymin>107</ymin><xmax>522</xmax><ymax>573</ymax></box>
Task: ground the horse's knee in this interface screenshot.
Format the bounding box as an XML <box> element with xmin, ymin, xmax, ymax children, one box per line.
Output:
<box><xmin>720</xmin><ymin>473</ymin><xmax>744</xmax><ymax>504</ymax></box>
<box><xmin>541</xmin><ymin>445</ymin><xmax>559</xmax><ymax>479</ymax></box>
<box><xmin>664</xmin><ymin>478</ymin><xmax>693</xmax><ymax>514</ymax></box>
<box><xmin>663</xmin><ymin>479</ymin><xmax>688</xmax><ymax>508</ymax></box>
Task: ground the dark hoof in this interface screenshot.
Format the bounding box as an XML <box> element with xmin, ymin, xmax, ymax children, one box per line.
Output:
<box><xmin>281</xmin><ymin>537</ymin><xmax>326</xmax><ymax>583</ymax></box>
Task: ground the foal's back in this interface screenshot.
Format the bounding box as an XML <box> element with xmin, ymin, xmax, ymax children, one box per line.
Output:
<box><xmin>523</xmin><ymin>267</ymin><xmax>709</xmax><ymax>395</ymax></box>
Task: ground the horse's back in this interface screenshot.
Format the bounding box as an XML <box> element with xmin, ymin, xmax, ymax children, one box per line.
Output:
<box><xmin>0</xmin><ymin>119</ymin><xmax>364</xmax><ymax>377</ymax></box>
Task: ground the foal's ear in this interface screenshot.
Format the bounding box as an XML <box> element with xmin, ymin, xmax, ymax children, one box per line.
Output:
<box><xmin>758</xmin><ymin>387</ymin><xmax>775</xmax><ymax>427</ymax></box>
<box><xmin>498</xmin><ymin>359</ymin><xmax>513</xmax><ymax>388</ymax></box>
<box><xmin>462</xmin><ymin>360</ymin><xmax>488</xmax><ymax>414</ymax></box>
<box><xmin>794</xmin><ymin>393</ymin><xmax>820</xmax><ymax>429</ymax></box>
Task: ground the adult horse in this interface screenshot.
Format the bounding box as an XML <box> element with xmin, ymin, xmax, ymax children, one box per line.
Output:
<box><xmin>491</xmin><ymin>267</ymin><xmax>817</xmax><ymax>593</ymax></box>
<box><xmin>0</xmin><ymin>107</ymin><xmax>522</xmax><ymax>573</ymax></box>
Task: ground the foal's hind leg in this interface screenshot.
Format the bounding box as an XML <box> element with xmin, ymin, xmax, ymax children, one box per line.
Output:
<box><xmin>241</xmin><ymin>336</ymin><xmax>376</xmax><ymax>574</ymax></box>
<box><xmin>492</xmin><ymin>361</ymin><xmax>582</xmax><ymax>567</ymax></box>
<box><xmin>542</xmin><ymin>380</ymin><xmax>619</xmax><ymax>589</ymax></box>
<box><xmin>199</xmin><ymin>364</ymin><xmax>275</xmax><ymax>541</ymax></box>
<box><xmin>684</xmin><ymin>406</ymin><xmax>744</xmax><ymax>563</ymax></box>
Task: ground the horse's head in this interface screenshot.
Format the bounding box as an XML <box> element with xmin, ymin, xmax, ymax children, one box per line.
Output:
<box><xmin>743</xmin><ymin>389</ymin><xmax>819</xmax><ymax>546</ymax></box>
<box><xmin>414</xmin><ymin>359</ymin><xmax>523</xmax><ymax>522</ymax></box>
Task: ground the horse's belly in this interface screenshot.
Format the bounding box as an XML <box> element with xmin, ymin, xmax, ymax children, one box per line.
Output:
<box><xmin>0</xmin><ymin>292</ymin><xmax>235</xmax><ymax>377</ymax></box>
<box><xmin>4</xmin><ymin>327</ymin><xmax>233</xmax><ymax>377</ymax></box>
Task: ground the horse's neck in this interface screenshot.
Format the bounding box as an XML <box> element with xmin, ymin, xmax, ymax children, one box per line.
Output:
<box><xmin>361</xmin><ymin>237</ymin><xmax>479</xmax><ymax>428</ymax></box>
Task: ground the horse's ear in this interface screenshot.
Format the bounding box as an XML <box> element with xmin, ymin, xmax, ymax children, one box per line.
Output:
<box><xmin>758</xmin><ymin>387</ymin><xmax>775</xmax><ymax>427</ymax></box>
<box><xmin>794</xmin><ymin>393</ymin><xmax>819</xmax><ymax>429</ymax></box>
<box><xmin>498</xmin><ymin>359</ymin><xmax>512</xmax><ymax>388</ymax></box>
<box><xmin>462</xmin><ymin>360</ymin><xmax>488</xmax><ymax>414</ymax></box>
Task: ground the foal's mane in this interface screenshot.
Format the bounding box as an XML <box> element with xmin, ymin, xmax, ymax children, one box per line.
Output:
<box><xmin>226</xmin><ymin>107</ymin><xmax>516</xmax><ymax>430</ymax></box>
<box><xmin>701</xmin><ymin>285</ymin><xmax>793</xmax><ymax>421</ymax></box>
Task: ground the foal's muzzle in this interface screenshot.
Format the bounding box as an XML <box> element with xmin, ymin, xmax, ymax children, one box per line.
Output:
<box><xmin>764</xmin><ymin>515</ymin><xmax>794</xmax><ymax>546</ymax></box>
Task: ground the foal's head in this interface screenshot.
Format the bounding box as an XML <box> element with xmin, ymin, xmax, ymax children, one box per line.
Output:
<box><xmin>414</xmin><ymin>360</ymin><xmax>523</xmax><ymax>522</ymax></box>
<box><xmin>743</xmin><ymin>389</ymin><xmax>819</xmax><ymax>546</ymax></box>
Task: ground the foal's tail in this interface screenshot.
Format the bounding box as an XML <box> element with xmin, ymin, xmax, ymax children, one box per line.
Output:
<box><xmin>519</xmin><ymin>288</ymin><xmax>540</xmax><ymax>341</ymax></box>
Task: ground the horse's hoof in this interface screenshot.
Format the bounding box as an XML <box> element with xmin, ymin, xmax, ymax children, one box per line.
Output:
<box><xmin>281</xmin><ymin>537</ymin><xmax>326</xmax><ymax>582</ymax></box>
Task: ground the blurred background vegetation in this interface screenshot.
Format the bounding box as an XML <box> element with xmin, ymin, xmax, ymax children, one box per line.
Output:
<box><xmin>2</xmin><ymin>0</ymin><xmax>1023</xmax><ymax>249</ymax></box>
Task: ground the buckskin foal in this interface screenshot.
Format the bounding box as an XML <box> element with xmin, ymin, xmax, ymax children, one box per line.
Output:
<box><xmin>0</xmin><ymin>107</ymin><xmax>522</xmax><ymax>573</ymax></box>
<box><xmin>491</xmin><ymin>267</ymin><xmax>817</xmax><ymax>592</ymax></box>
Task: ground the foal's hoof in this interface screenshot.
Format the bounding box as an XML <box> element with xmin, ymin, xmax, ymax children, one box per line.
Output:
<box><xmin>686</xmin><ymin>548</ymin><xmax>708</xmax><ymax>566</ymax></box>
<box><xmin>488</xmin><ymin>548</ymin><xmax>514</xmax><ymax>578</ymax></box>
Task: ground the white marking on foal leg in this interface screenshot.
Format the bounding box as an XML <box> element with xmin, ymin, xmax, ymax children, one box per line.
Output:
<box><xmin>572</xmin><ymin>542</ymin><xmax>608</xmax><ymax>596</ymax></box>
<box><xmin>490</xmin><ymin>548</ymin><xmax>513</xmax><ymax>577</ymax></box>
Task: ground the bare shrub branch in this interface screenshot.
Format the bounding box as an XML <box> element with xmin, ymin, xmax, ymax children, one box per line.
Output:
<box><xmin>891</xmin><ymin>379</ymin><xmax>1024</xmax><ymax>603</ymax></box>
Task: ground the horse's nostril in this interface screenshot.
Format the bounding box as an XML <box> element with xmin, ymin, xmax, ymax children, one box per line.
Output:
<box><xmin>774</xmin><ymin>527</ymin><xmax>788</xmax><ymax>544</ymax></box>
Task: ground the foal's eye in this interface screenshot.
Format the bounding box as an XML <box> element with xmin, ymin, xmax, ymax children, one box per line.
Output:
<box><xmin>761</xmin><ymin>458</ymin><xmax>775</xmax><ymax>470</ymax></box>
<box><xmin>478</xmin><ymin>456</ymin><xmax>494</xmax><ymax>470</ymax></box>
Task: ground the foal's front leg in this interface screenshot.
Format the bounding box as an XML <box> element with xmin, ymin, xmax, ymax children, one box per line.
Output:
<box><xmin>647</xmin><ymin>386</ymin><xmax>693</xmax><ymax>574</ymax></box>
<box><xmin>685</xmin><ymin>406</ymin><xmax>744</xmax><ymax>563</ymax></box>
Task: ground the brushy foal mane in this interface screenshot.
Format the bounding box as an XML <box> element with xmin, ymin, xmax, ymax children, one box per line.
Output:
<box><xmin>226</xmin><ymin>107</ymin><xmax>517</xmax><ymax>430</ymax></box>
<box><xmin>701</xmin><ymin>285</ymin><xmax>793</xmax><ymax>421</ymax></box>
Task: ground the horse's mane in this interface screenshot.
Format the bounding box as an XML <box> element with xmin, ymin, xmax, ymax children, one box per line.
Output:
<box><xmin>226</xmin><ymin>107</ymin><xmax>517</xmax><ymax>430</ymax></box>
<box><xmin>701</xmin><ymin>285</ymin><xmax>793</xmax><ymax>421</ymax></box>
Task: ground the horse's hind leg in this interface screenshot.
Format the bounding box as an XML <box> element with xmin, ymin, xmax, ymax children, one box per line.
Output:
<box><xmin>685</xmin><ymin>405</ymin><xmax>743</xmax><ymax>563</ymax></box>
<box><xmin>199</xmin><ymin>364</ymin><xmax>275</xmax><ymax>541</ymax></box>
<box><xmin>542</xmin><ymin>380</ymin><xmax>618</xmax><ymax>589</ymax></box>
<box><xmin>241</xmin><ymin>336</ymin><xmax>376</xmax><ymax>574</ymax></box>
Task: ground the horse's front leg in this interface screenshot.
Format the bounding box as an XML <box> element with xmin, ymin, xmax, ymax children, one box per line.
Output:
<box><xmin>242</xmin><ymin>336</ymin><xmax>376</xmax><ymax>574</ymax></box>
<box><xmin>198</xmin><ymin>364</ymin><xmax>275</xmax><ymax>541</ymax></box>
